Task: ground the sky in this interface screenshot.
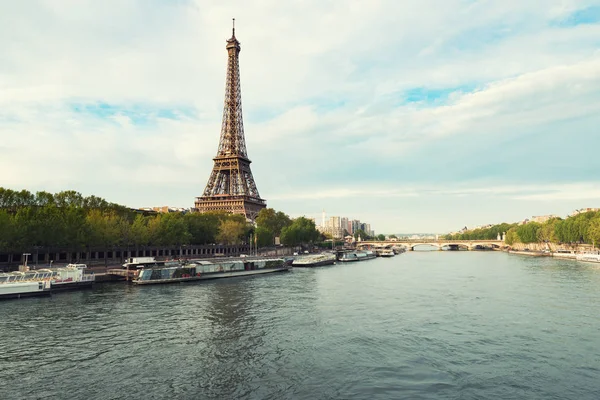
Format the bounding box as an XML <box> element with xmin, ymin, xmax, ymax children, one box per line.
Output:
<box><xmin>1</xmin><ymin>0</ymin><xmax>600</xmax><ymax>233</ymax></box>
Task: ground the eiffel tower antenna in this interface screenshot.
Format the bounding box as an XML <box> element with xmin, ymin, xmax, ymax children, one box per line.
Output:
<box><xmin>195</xmin><ymin>21</ymin><xmax>266</xmax><ymax>221</ymax></box>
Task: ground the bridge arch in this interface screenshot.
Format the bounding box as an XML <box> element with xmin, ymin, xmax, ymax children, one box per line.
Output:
<box><xmin>411</xmin><ymin>243</ymin><xmax>441</xmax><ymax>251</ymax></box>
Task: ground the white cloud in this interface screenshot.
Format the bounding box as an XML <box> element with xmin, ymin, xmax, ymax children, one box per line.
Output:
<box><xmin>0</xmin><ymin>0</ymin><xmax>599</xmax><ymax>232</ymax></box>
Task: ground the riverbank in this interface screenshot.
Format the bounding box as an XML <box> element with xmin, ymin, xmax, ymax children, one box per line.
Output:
<box><xmin>506</xmin><ymin>249</ymin><xmax>581</xmax><ymax>260</ymax></box>
<box><xmin>508</xmin><ymin>250</ymin><xmax>551</xmax><ymax>257</ymax></box>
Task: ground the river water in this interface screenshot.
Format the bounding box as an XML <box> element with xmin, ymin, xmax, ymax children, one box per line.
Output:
<box><xmin>1</xmin><ymin>252</ymin><xmax>599</xmax><ymax>399</ymax></box>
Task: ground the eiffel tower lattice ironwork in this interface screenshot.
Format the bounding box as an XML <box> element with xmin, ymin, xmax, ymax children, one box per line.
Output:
<box><xmin>195</xmin><ymin>20</ymin><xmax>266</xmax><ymax>220</ymax></box>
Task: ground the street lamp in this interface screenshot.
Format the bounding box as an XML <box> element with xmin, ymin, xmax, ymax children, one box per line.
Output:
<box><xmin>23</xmin><ymin>253</ymin><xmax>31</xmax><ymax>270</ymax></box>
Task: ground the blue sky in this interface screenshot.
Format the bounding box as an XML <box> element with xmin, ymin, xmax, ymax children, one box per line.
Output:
<box><xmin>1</xmin><ymin>0</ymin><xmax>600</xmax><ymax>233</ymax></box>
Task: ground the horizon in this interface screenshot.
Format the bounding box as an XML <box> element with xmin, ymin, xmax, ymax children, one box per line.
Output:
<box><xmin>1</xmin><ymin>1</ymin><xmax>599</xmax><ymax>233</ymax></box>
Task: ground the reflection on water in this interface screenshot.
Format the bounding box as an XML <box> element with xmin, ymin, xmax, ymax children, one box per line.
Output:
<box><xmin>1</xmin><ymin>253</ymin><xmax>600</xmax><ymax>399</ymax></box>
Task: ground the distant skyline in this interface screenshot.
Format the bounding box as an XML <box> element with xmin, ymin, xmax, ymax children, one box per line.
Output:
<box><xmin>1</xmin><ymin>1</ymin><xmax>599</xmax><ymax>232</ymax></box>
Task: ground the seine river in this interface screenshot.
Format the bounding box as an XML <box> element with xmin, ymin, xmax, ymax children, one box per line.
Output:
<box><xmin>1</xmin><ymin>252</ymin><xmax>599</xmax><ymax>399</ymax></box>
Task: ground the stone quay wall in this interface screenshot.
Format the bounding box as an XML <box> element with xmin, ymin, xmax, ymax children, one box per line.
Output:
<box><xmin>0</xmin><ymin>244</ymin><xmax>251</xmax><ymax>271</ymax></box>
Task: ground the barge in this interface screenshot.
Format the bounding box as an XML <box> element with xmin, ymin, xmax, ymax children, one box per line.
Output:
<box><xmin>292</xmin><ymin>253</ymin><xmax>336</xmax><ymax>268</ymax></box>
<box><xmin>133</xmin><ymin>258</ymin><xmax>290</xmax><ymax>285</ymax></box>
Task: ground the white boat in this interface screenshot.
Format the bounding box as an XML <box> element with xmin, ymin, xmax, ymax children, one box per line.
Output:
<box><xmin>379</xmin><ymin>249</ymin><xmax>395</xmax><ymax>257</ymax></box>
<box><xmin>292</xmin><ymin>253</ymin><xmax>336</xmax><ymax>267</ymax></box>
<box><xmin>0</xmin><ymin>270</ymin><xmax>53</xmax><ymax>300</ymax></box>
<box><xmin>576</xmin><ymin>252</ymin><xmax>600</xmax><ymax>263</ymax></box>
<box><xmin>48</xmin><ymin>264</ymin><xmax>95</xmax><ymax>291</ymax></box>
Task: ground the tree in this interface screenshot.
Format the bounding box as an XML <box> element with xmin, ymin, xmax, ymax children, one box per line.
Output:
<box><xmin>0</xmin><ymin>209</ymin><xmax>14</xmax><ymax>251</ymax></box>
<box><xmin>131</xmin><ymin>214</ymin><xmax>149</xmax><ymax>247</ymax></box>
<box><xmin>85</xmin><ymin>210</ymin><xmax>121</xmax><ymax>249</ymax></box>
<box><xmin>217</xmin><ymin>219</ymin><xmax>246</xmax><ymax>245</ymax></box>
<box><xmin>54</xmin><ymin>190</ymin><xmax>84</xmax><ymax>208</ymax></box>
<box><xmin>256</xmin><ymin>208</ymin><xmax>292</xmax><ymax>245</ymax></box>
<box><xmin>280</xmin><ymin>217</ymin><xmax>320</xmax><ymax>246</ymax></box>
<box><xmin>377</xmin><ymin>234</ymin><xmax>386</xmax><ymax>241</ymax></box>
<box><xmin>147</xmin><ymin>213</ymin><xmax>190</xmax><ymax>246</ymax></box>
<box><xmin>537</xmin><ymin>218</ymin><xmax>558</xmax><ymax>243</ymax></box>
<box><xmin>185</xmin><ymin>212</ymin><xmax>220</xmax><ymax>245</ymax></box>
<box><xmin>516</xmin><ymin>222</ymin><xmax>541</xmax><ymax>243</ymax></box>
<box><xmin>389</xmin><ymin>234</ymin><xmax>397</xmax><ymax>239</ymax></box>
<box><xmin>34</xmin><ymin>191</ymin><xmax>55</xmax><ymax>207</ymax></box>
<box><xmin>505</xmin><ymin>227</ymin><xmax>519</xmax><ymax>245</ymax></box>
<box><xmin>255</xmin><ymin>226</ymin><xmax>274</xmax><ymax>247</ymax></box>
<box><xmin>587</xmin><ymin>216</ymin><xmax>600</xmax><ymax>248</ymax></box>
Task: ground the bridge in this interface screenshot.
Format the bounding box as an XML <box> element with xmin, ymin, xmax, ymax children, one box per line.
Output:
<box><xmin>356</xmin><ymin>239</ymin><xmax>505</xmax><ymax>251</ymax></box>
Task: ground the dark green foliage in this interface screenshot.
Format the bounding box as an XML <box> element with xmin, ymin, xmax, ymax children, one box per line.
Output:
<box><xmin>255</xmin><ymin>208</ymin><xmax>292</xmax><ymax>246</ymax></box>
<box><xmin>0</xmin><ymin>187</ymin><xmax>301</xmax><ymax>252</ymax></box>
<box><xmin>280</xmin><ymin>217</ymin><xmax>321</xmax><ymax>246</ymax></box>
<box><xmin>516</xmin><ymin>222</ymin><xmax>541</xmax><ymax>244</ymax></box>
<box><xmin>444</xmin><ymin>223</ymin><xmax>517</xmax><ymax>241</ymax></box>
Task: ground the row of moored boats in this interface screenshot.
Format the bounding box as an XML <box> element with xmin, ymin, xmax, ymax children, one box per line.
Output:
<box><xmin>1</xmin><ymin>248</ymin><xmax>405</xmax><ymax>300</ymax></box>
<box><xmin>292</xmin><ymin>247</ymin><xmax>403</xmax><ymax>267</ymax></box>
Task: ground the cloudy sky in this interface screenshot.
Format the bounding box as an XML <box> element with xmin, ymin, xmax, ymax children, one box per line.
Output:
<box><xmin>1</xmin><ymin>1</ymin><xmax>599</xmax><ymax>233</ymax></box>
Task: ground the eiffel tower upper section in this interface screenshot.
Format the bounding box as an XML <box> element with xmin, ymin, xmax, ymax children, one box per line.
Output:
<box><xmin>195</xmin><ymin>21</ymin><xmax>266</xmax><ymax>221</ymax></box>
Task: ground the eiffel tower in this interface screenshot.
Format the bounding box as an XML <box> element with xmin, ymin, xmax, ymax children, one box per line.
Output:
<box><xmin>195</xmin><ymin>20</ymin><xmax>266</xmax><ymax>221</ymax></box>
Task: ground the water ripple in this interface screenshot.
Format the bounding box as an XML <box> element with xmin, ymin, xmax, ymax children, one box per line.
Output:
<box><xmin>1</xmin><ymin>253</ymin><xmax>600</xmax><ymax>399</ymax></box>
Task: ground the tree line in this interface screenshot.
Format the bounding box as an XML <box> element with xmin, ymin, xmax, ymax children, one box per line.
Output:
<box><xmin>0</xmin><ymin>187</ymin><xmax>323</xmax><ymax>252</ymax></box>
<box><xmin>443</xmin><ymin>210</ymin><xmax>600</xmax><ymax>246</ymax></box>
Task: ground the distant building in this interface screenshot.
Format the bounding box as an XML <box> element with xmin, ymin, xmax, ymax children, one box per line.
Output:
<box><xmin>531</xmin><ymin>215</ymin><xmax>558</xmax><ymax>223</ymax></box>
<box><xmin>149</xmin><ymin>206</ymin><xmax>190</xmax><ymax>214</ymax></box>
<box><xmin>324</xmin><ymin>216</ymin><xmax>344</xmax><ymax>239</ymax></box>
<box><xmin>569</xmin><ymin>208</ymin><xmax>600</xmax><ymax>217</ymax></box>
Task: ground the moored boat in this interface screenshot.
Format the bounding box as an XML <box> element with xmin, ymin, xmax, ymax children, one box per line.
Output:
<box><xmin>356</xmin><ymin>250</ymin><xmax>377</xmax><ymax>261</ymax></box>
<box><xmin>132</xmin><ymin>257</ymin><xmax>289</xmax><ymax>285</ymax></box>
<box><xmin>122</xmin><ymin>257</ymin><xmax>179</xmax><ymax>269</ymax></box>
<box><xmin>392</xmin><ymin>246</ymin><xmax>406</xmax><ymax>255</ymax></box>
<box><xmin>379</xmin><ymin>249</ymin><xmax>395</xmax><ymax>257</ymax></box>
<box><xmin>576</xmin><ymin>252</ymin><xmax>600</xmax><ymax>263</ymax></box>
<box><xmin>48</xmin><ymin>264</ymin><xmax>95</xmax><ymax>291</ymax></box>
<box><xmin>0</xmin><ymin>271</ymin><xmax>53</xmax><ymax>300</ymax></box>
<box><xmin>337</xmin><ymin>251</ymin><xmax>360</xmax><ymax>262</ymax></box>
<box><xmin>292</xmin><ymin>253</ymin><xmax>336</xmax><ymax>268</ymax></box>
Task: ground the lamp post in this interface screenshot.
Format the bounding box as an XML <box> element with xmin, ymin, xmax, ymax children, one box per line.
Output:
<box><xmin>23</xmin><ymin>253</ymin><xmax>31</xmax><ymax>270</ymax></box>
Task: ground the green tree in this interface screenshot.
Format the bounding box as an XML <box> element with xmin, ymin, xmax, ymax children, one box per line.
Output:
<box><xmin>0</xmin><ymin>209</ymin><xmax>14</xmax><ymax>251</ymax></box>
<box><xmin>537</xmin><ymin>218</ymin><xmax>558</xmax><ymax>243</ymax></box>
<box><xmin>505</xmin><ymin>227</ymin><xmax>519</xmax><ymax>245</ymax></box>
<box><xmin>147</xmin><ymin>213</ymin><xmax>190</xmax><ymax>246</ymax></box>
<box><xmin>184</xmin><ymin>212</ymin><xmax>220</xmax><ymax>244</ymax></box>
<box><xmin>86</xmin><ymin>210</ymin><xmax>121</xmax><ymax>248</ymax></box>
<box><xmin>255</xmin><ymin>208</ymin><xmax>292</xmax><ymax>245</ymax></box>
<box><xmin>217</xmin><ymin>219</ymin><xmax>246</xmax><ymax>245</ymax></box>
<box><xmin>255</xmin><ymin>226</ymin><xmax>274</xmax><ymax>247</ymax></box>
<box><xmin>586</xmin><ymin>216</ymin><xmax>600</xmax><ymax>248</ymax></box>
<box><xmin>34</xmin><ymin>191</ymin><xmax>55</xmax><ymax>207</ymax></box>
<box><xmin>280</xmin><ymin>217</ymin><xmax>320</xmax><ymax>246</ymax></box>
<box><xmin>130</xmin><ymin>214</ymin><xmax>149</xmax><ymax>247</ymax></box>
<box><xmin>377</xmin><ymin>234</ymin><xmax>386</xmax><ymax>241</ymax></box>
<box><xmin>516</xmin><ymin>222</ymin><xmax>541</xmax><ymax>243</ymax></box>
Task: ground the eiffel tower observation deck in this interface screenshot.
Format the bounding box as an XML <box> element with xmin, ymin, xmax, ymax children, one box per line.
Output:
<box><xmin>195</xmin><ymin>20</ymin><xmax>266</xmax><ymax>221</ymax></box>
